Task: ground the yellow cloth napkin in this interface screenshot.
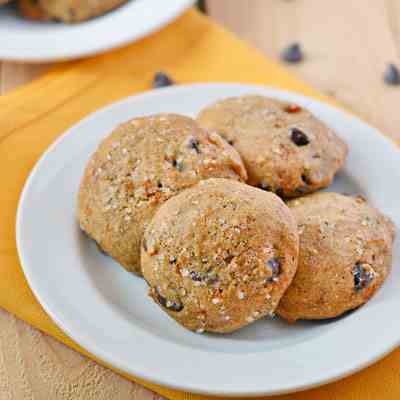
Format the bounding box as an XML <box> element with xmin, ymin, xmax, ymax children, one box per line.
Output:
<box><xmin>0</xmin><ymin>8</ymin><xmax>399</xmax><ymax>400</ymax></box>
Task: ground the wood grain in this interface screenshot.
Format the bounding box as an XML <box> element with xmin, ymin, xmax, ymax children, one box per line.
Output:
<box><xmin>1</xmin><ymin>0</ymin><xmax>400</xmax><ymax>397</ymax></box>
<box><xmin>0</xmin><ymin>309</ymin><xmax>163</xmax><ymax>400</ymax></box>
<box><xmin>207</xmin><ymin>0</ymin><xmax>400</xmax><ymax>141</ymax></box>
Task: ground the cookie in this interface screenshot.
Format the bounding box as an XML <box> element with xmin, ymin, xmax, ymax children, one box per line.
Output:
<box><xmin>197</xmin><ymin>95</ymin><xmax>348</xmax><ymax>198</ymax></box>
<box><xmin>78</xmin><ymin>114</ymin><xmax>247</xmax><ymax>276</ymax></box>
<box><xmin>39</xmin><ymin>0</ymin><xmax>128</xmax><ymax>22</ymax></box>
<box><xmin>141</xmin><ymin>178</ymin><xmax>299</xmax><ymax>333</ymax></box>
<box><xmin>18</xmin><ymin>0</ymin><xmax>50</xmax><ymax>21</ymax></box>
<box><xmin>277</xmin><ymin>192</ymin><xmax>395</xmax><ymax>322</ymax></box>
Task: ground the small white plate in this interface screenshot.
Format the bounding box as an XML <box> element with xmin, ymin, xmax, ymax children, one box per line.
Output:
<box><xmin>16</xmin><ymin>84</ymin><xmax>400</xmax><ymax>397</ymax></box>
<box><xmin>0</xmin><ymin>0</ymin><xmax>194</xmax><ymax>62</ymax></box>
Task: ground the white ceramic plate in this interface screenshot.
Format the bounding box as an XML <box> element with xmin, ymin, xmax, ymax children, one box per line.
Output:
<box><xmin>16</xmin><ymin>84</ymin><xmax>400</xmax><ymax>397</ymax></box>
<box><xmin>0</xmin><ymin>0</ymin><xmax>194</xmax><ymax>62</ymax></box>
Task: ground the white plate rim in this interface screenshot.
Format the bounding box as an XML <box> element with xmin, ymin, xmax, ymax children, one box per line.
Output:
<box><xmin>0</xmin><ymin>0</ymin><xmax>195</xmax><ymax>62</ymax></box>
<box><xmin>16</xmin><ymin>83</ymin><xmax>400</xmax><ymax>397</ymax></box>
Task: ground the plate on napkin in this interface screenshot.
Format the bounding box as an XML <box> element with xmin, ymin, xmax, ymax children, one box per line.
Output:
<box><xmin>0</xmin><ymin>0</ymin><xmax>194</xmax><ymax>62</ymax></box>
<box><xmin>16</xmin><ymin>83</ymin><xmax>400</xmax><ymax>396</ymax></box>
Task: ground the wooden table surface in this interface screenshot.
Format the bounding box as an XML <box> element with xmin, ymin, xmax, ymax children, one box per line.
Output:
<box><xmin>1</xmin><ymin>1</ymin><xmax>400</xmax><ymax>398</ymax></box>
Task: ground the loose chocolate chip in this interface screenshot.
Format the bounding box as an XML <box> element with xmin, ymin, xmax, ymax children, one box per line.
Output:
<box><xmin>155</xmin><ymin>288</ymin><xmax>183</xmax><ymax>312</ymax></box>
<box><xmin>281</xmin><ymin>43</ymin><xmax>303</xmax><ymax>63</ymax></box>
<box><xmin>284</xmin><ymin>104</ymin><xmax>302</xmax><ymax>113</ymax></box>
<box><xmin>190</xmin><ymin>271</ymin><xmax>202</xmax><ymax>282</ymax></box>
<box><xmin>258</xmin><ymin>182</ymin><xmax>272</xmax><ymax>191</ymax></box>
<box><xmin>152</xmin><ymin>72</ymin><xmax>175</xmax><ymax>88</ymax></box>
<box><xmin>353</xmin><ymin>263</ymin><xmax>374</xmax><ymax>291</ymax></box>
<box><xmin>290</xmin><ymin>128</ymin><xmax>310</xmax><ymax>146</ymax></box>
<box><xmin>188</xmin><ymin>137</ymin><xmax>201</xmax><ymax>153</ymax></box>
<box><xmin>275</xmin><ymin>188</ymin><xmax>284</xmax><ymax>197</ymax></box>
<box><xmin>384</xmin><ymin>64</ymin><xmax>400</xmax><ymax>86</ymax></box>
<box><xmin>266</xmin><ymin>258</ymin><xmax>281</xmax><ymax>280</ymax></box>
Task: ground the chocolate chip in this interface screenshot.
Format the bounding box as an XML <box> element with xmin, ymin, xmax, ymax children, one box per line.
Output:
<box><xmin>190</xmin><ymin>271</ymin><xmax>202</xmax><ymax>282</ymax></box>
<box><xmin>284</xmin><ymin>104</ymin><xmax>302</xmax><ymax>113</ymax></box>
<box><xmin>155</xmin><ymin>288</ymin><xmax>183</xmax><ymax>312</ymax></box>
<box><xmin>301</xmin><ymin>173</ymin><xmax>312</xmax><ymax>185</ymax></box>
<box><xmin>169</xmin><ymin>256</ymin><xmax>177</xmax><ymax>264</ymax></box>
<box><xmin>258</xmin><ymin>182</ymin><xmax>271</xmax><ymax>191</ymax></box>
<box><xmin>384</xmin><ymin>64</ymin><xmax>400</xmax><ymax>86</ymax></box>
<box><xmin>224</xmin><ymin>255</ymin><xmax>234</xmax><ymax>263</ymax></box>
<box><xmin>290</xmin><ymin>128</ymin><xmax>310</xmax><ymax>146</ymax></box>
<box><xmin>295</xmin><ymin>174</ymin><xmax>312</xmax><ymax>194</ymax></box>
<box><xmin>266</xmin><ymin>258</ymin><xmax>281</xmax><ymax>280</ymax></box>
<box><xmin>275</xmin><ymin>188</ymin><xmax>284</xmax><ymax>197</ymax></box>
<box><xmin>172</xmin><ymin>159</ymin><xmax>184</xmax><ymax>171</ymax></box>
<box><xmin>281</xmin><ymin>43</ymin><xmax>303</xmax><ymax>63</ymax></box>
<box><xmin>188</xmin><ymin>137</ymin><xmax>201</xmax><ymax>153</ymax></box>
<box><xmin>142</xmin><ymin>239</ymin><xmax>147</xmax><ymax>252</ymax></box>
<box><xmin>152</xmin><ymin>72</ymin><xmax>175</xmax><ymax>88</ymax></box>
<box><xmin>353</xmin><ymin>263</ymin><xmax>374</xmax><ymax>291</ymax></box>
<box><xmin>157</xmin><ymin>181</ymin><xmax>163</xmax><ymax>188</ymax></box>
<box><xmin>227</xmin><ymin>139</ymin><xmax>234</xmax><ymax>145</ymax></box>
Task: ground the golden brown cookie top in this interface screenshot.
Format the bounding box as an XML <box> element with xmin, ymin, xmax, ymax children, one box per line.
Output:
<box><xmin>78</xmin><ymin>114</ymin><xmax>246</xmax><ymax>275</ymax></box>
<box><xmin>142</xmin><ymin>178</ymin><xmax>299</xmax><ymax>333</ymax></box>
<box><xmin>197</xmin><ymin>95</ymin><xmax>348</xmax><ymax>197</ymax></box>
<box><xmin>277</xmin><ymin>192</ymin><xmax>395</xmax><ymax>322</ymax></box>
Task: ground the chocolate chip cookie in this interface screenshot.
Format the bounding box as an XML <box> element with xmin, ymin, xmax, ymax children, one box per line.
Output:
<box><xmin>39</xmin><ymin>0</ymin><xmax>129</xmax><ymax>22</ymax></box>
<box><xmin>277</xmin><ymin>192</ymin><xmax>395</xmax><ymax>322</ymax></box>
<box><xmin>197</xmin><ymin>95</ymin><xmax>348</xmax><ymax>197</ymax></box>
<box><xmin>142</xmin><ymin>178</ymin><xmax>299</xmax><ymax>333</ymax></box>
<box><xmin>78</xmin><ymin>114</ymin><xmax>247</xmax><ymax>275</ymax></box>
